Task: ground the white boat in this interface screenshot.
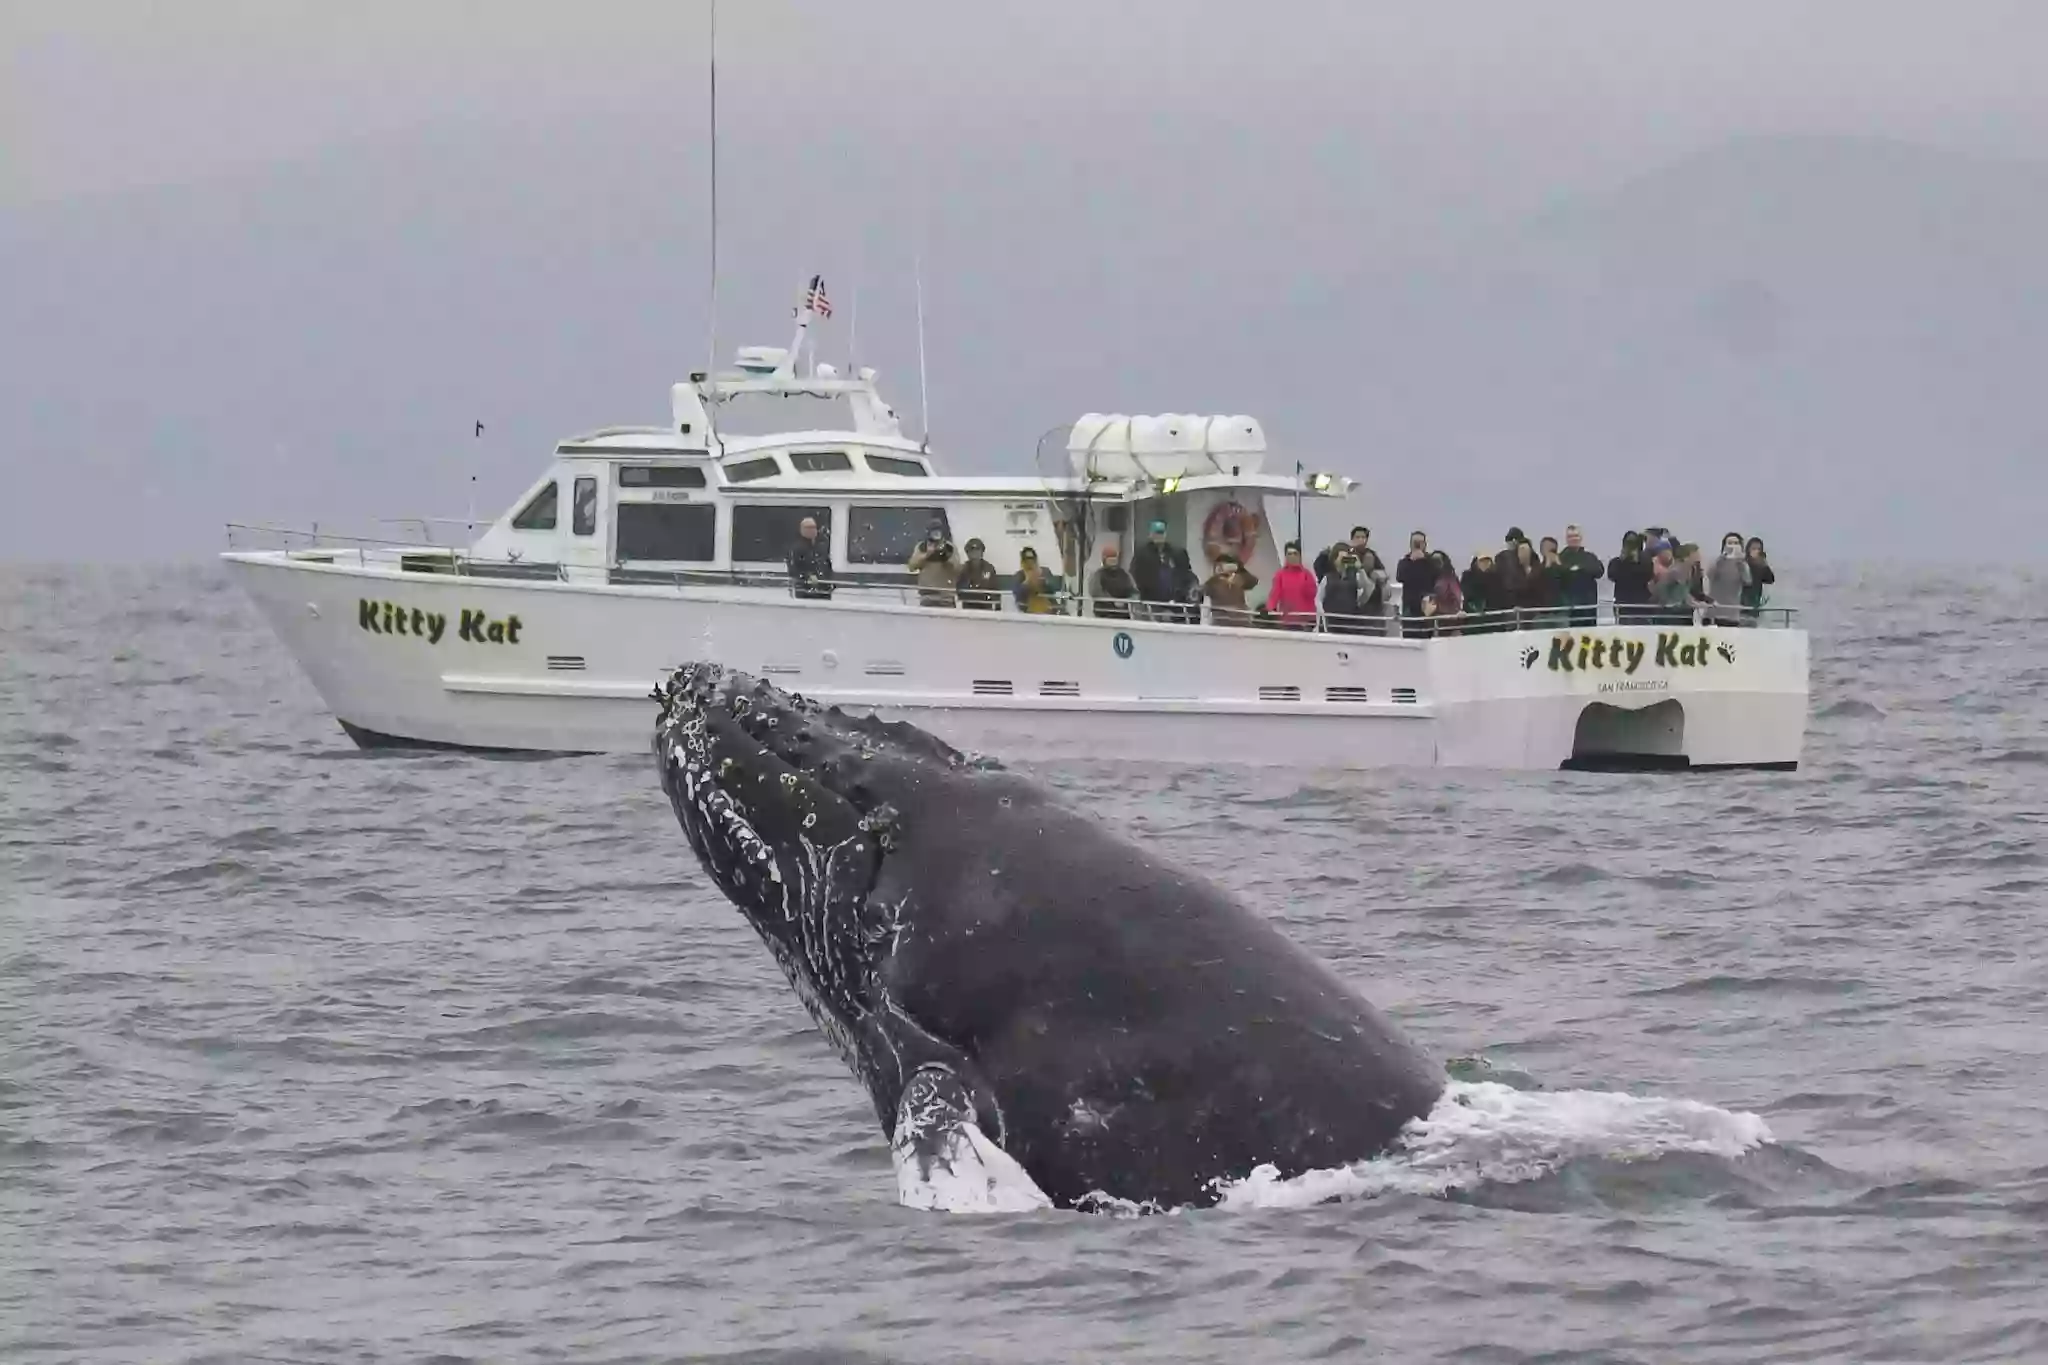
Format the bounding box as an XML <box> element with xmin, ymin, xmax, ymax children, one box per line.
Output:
<box><xmin>222</xmin><ymin>298</ymin><xmax>1810</xmax><ymax>772</ymax></box>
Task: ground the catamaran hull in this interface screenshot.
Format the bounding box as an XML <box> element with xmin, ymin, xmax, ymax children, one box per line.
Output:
<box><xmin>223</xmin><ymin>552</ymin><xmax>1809</xmax><ymax>772</ymax></box>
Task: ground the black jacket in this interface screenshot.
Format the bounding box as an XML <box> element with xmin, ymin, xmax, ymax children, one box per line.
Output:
<box><xmin>1394</xmin><ymin>552</ymin><xmax>1436</xmax><ymax>617</ymax></box>
<box><xmin>1315</xmin><ymin>546</ymin><xmax>1386</xmax><ymax>610</ymax></box>
<box><xmin>786</xmin><ymin>538</ymin><xmax>833</xmax><ymax>598</ymax></box>
<box><xmin>1555</xmin><ymin>547</ymin><xmax>1604</xmax><ymax>607</ymax></box>
<box><xmin>1130</xmin><ymin>542</ymin><xmax>1197</xmax><ymax>603</ymax></box>
<box><xmin>957</xmin><ymin>559</ymin><xmax>1002</xmax><ymax>609</ymax></box>
<box><xmin>1607</xmin><ymin>553</ymin><xmax>1653</xmax><ymax>605</ymax></box>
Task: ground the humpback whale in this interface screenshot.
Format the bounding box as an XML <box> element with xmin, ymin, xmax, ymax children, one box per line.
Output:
<box><xmin>652</xmin><ymin>664</ymin><xmax>1446</xmax><ymax>1211</ymax></box>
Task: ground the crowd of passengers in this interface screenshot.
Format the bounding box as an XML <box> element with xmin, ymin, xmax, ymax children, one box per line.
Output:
<box><xmin>784</xmin><ymin>515</ymin><xmax>1778</xmax><ymax>633</ymax></box>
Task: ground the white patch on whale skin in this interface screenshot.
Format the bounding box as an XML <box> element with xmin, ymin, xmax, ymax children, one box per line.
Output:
<box><xmin>893</xmin><ymin>1118</ymin><xmax>1052</xmax><ymax>1214</ymax></box>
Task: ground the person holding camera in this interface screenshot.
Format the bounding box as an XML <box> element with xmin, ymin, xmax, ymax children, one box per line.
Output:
<box><xmin>1395</xmin><ymin>530</ymin><xmax>1437</xmax><ymax>638</ymax></box>
<box><xmin>1739</xmin><ymin>537</ymin><xmax>1775</xmax><ymax>625</ymax></box>
<box><xmin>906</xmin><ymin>517</ymin><xmax>959</xmax><ymax>608</ymax></box>
<box><xmin>1012</xmin><ymin>546</ymin><xmax>1066</xmax><ymax>614</ymax></box>
<box><xmin>1199</xmin><ymin>552</ymin><xmax>1260</xmax><ymax>628</ymax></box>
<box><xmin>1320</xmin><ymin>542</ymin><xmax>1376</xmax><ymax>635</ymax></box>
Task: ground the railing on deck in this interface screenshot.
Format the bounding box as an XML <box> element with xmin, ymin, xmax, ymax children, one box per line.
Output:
<box><xmin>224</xmin><ymin>524</ymin><xmax>1798</xmax><ymax>634</ymax></box>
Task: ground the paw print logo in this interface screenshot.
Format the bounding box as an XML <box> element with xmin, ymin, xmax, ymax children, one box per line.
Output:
<box><xmin>1518</xmin><ymin>645</ymin><xmax>1540</xmax><ymax>670</ymax></box>
<box><xmin>1716</xmin><ymin>641</ymin><xmax>1737</xmax><ymax>664</ymax></box>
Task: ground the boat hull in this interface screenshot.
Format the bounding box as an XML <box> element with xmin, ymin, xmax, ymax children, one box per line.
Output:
<box><xmin>224</xmin><ymin>552</ymin><xmax>1808</xmax><ymax>772</ymax></box>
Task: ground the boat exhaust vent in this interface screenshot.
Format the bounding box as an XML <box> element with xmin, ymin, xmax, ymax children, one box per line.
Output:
<box><xmin>1325</xmin><ymin>685</ymin><xmax>1369</xmax><ymax>703</ymax></box>
<box><xmin>971</xmin><ymin>679</ymin><xmax>1014</xmax><ymax>696</ymax></box>
<box><xmin>1258</xmin><ymin>685</ymin><xmax>1302</xmax><ymax>702</ymax></box>
<box><xmin>864</xmin><ymin>661</ymin><xmax>906</xmax><ymax>677</ymax></box>
<box><xmin>1391</xmin><ymin>687</ymin><xmax>1419</xmax><ymax>704</ymax></box>
<box><xmin>1039</xmin><ymin>681</ymin><xmax>1080</xmax><ymax>698</ymax></box>
<box><xmin>545</xmin><ymin>655</ymin><xmax>586</xmax><ymax>672</ymax></box>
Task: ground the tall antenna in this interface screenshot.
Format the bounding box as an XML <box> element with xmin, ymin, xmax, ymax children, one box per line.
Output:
<box><xmin>913</xmin><ymin>238</ymin><xmax>931</xmax><ymax>451</ymax></box>
<box><xmin>846</xmin><ymin>233</ymin><xmax>862</xmax><ymax>374</ymax></box>
<box><xmin>704</xmin><ymin>0</ymin><xmax>720</xmax><ymax>392</ymax></box>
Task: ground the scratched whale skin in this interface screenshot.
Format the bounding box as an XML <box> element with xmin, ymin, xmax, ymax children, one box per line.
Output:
<box><xmin>650</xmin><ymin>663</ymin><xmax>1447</xmax><ymax>1211</ymax></box>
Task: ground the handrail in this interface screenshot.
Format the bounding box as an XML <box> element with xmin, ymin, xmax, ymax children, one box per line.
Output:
<box><xmin>224</xmin><ymin>526</ymin><xmax>1800</xmax><ymax>631</ymax></box>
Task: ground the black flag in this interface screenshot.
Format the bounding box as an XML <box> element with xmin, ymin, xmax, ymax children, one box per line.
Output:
<box><xmin>475</xmin><ymin>420</ymin><xmax>485</xmax><ymax>437</ymax></box>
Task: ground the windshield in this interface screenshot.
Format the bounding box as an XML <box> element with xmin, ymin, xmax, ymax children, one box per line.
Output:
<box><xmin>710</xmin><ymin>392</ymin><xmax>850</xmax><ymax>438</ymax></box>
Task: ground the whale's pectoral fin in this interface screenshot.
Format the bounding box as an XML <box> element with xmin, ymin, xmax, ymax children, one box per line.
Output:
<box><xmin>890</xmin><ymin>1064</ymin><xmax>1052</xmax><ymax>1214</ymax></box>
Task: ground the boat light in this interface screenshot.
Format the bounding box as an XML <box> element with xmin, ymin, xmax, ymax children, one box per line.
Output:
<box><xmin>1159</xmin><ymin>476</ymin><xmax>1181</xmax><ymax>494</ymax></box>
<box><xmin>1307</xmin><ymin>472</ymin><xmax>1335</xmax><ymax>492</ymax></box>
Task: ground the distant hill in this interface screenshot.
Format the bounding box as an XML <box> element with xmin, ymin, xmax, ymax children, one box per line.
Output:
<box><xmin>1269</xmin><ymin>134</ymin><xmax>2048</xmax><ymax>558</ymax></box>
<box><xmin>2</xmin><ymin>126</ymin><xmax>2039</xmax><ymax>562</ymax></box>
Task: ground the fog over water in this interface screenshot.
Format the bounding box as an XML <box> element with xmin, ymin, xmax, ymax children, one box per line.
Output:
<box><xmin>5</xmin><ymin>1</ymin><xmax>2047</xmax><ymax>561</ymax></box>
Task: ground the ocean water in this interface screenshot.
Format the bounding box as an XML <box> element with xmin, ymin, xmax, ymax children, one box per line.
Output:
<box><xmin>4</xmin><ymin>563</ymin><xmax>2045</xmax><ymax>1364</ymax></box>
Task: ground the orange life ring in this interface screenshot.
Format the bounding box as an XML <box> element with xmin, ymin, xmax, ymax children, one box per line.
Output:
<box><xmin>1201</xmin><ymin>500</ymin><xmax>1263</xmax><ymax>567</ymax></box>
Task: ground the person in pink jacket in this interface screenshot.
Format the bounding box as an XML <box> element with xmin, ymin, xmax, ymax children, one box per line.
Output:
<box><xmin>1264</xmin><ymin>540</ymin><xmax>1320</xmax><ymax>630</ymax></box>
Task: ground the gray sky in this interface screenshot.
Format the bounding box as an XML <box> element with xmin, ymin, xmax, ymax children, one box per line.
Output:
<box><xmin>13</xmin><ymin>1</ymin><xmax>2048</xmax><ymax>213</ymax></box>
<box><xmin>5</xmin><ymin>1</ymin><xmax>2047</xmax><ymax>562</ymax></box>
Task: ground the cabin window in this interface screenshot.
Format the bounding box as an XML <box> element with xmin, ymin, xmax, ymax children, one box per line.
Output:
<box><xmin>722</xmin><ymin>457</ymin><xmax>780</xmax><ymax>483</ymax></box>
<box><xmin>511</xmin><ymin>481</ymin><xmax>559</xmax><ymax>530</ymax></box>
<box><xmin>732</xmin><ymin>505</ymin><xmax>831</xmax><ymax>562</ymax></box>
<box><xmin>789</xmin><ymin>450</ymin><xmax>854</xmax><ymax>473</ymax></box>
<box><xmin>619</xmin><ymin>465</ymin><xmax>707</xmax><ymax>489</ymax></box>
<box><xmin>572</xmin><ymin>477</ymin><xmax>597</xmax><ymax>535</ymax></box>
<box><xmin>866</xmin><ymin>454</ymin><xmax>928</xmax><ymax>477</ymax></box>
<box><xmin>847</xmin><ymin>506</ymin><xmax>950</xmax><ymax>565</ymax></box>
<box><xmin>616</xmin><ymin>503</ymin><xmax>716</xmax><ymax>562</ymax></box>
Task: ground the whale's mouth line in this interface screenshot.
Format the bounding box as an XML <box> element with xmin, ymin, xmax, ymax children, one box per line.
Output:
<box><xmin>654</xmin><ymin>662</ymin><xmax>973</xmax><ymax>840</ymax></box>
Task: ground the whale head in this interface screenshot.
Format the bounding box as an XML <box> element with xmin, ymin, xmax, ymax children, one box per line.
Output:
<box><xmin>651</xmin><ymin>662</ymin><xmax>991</xmax><ymax>1126</ymax></box>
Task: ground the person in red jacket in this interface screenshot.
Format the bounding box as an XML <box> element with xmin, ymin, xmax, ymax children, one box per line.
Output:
<box><xmin>1263</xmin><ymin>540</ymin><xmax>1320</xmax><ymax>629</ymax></box>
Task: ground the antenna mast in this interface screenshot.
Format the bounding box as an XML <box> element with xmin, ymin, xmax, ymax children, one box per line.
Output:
<box><xmin>704</xmin><ymin>0</ymin><xmax>720</xmax><ymax>396</ymax></box>
<box><xmin>914</xmin><ymin>237</ymin><xmax>931</xmax><ymax>451</ymax></box>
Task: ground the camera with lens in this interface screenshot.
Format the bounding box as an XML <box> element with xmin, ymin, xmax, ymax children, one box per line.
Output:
<box><xmin>923</xmin><ymin>534</ymin><xmax>953</xmax><ymax>559</ymax></box>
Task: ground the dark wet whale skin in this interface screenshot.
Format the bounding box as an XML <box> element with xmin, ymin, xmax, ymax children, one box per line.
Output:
<box><xmin>653</xmin><ymin>664</ymin><xmax>1447</xmax><ymax>1211</ymax></box>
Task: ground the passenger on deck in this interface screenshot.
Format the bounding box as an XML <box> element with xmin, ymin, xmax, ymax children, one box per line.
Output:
<box><xmin>1649</xmin><ymin>543</ymin><xmax>1701</xmax><ymax>624</ymax></box>
<box><xmin>1740</xmin><ymin>537</ymin><xmax>1776</xmax><ymax>624</ymax></box>
<box><xmin>1318</xmin><ymin>527</ymin><xmax>1384</xmax><ymax>597</ymax></box>
<box><xmin>1426</xmin><ymin>550</ymin><xmax>1464</xmax><ymax>635</ymax></box>
<box><xmin>1489</xmin><ymin>539</ymin><xmax>1528</xmax><ymax>626</ymax></box>
<box><xmin>1537</xmin><ymin>536</ymin><xmax>1570</xmax><ymax>631</ymax></box>
<box><xmin>1012</xmin><ymin>546</ymin><xmax>1065</xmax><ymax>614</ymax></box>
<box><xmin>1320</xmin><ymin>541</ymin><xmax>1376</xmax><ymax>636</ymax></box>
<box><xmin>1088</xmin><ymin>544</ymin><xmax>1138</xmax><ymax>618</ymax></box>
<box><xmin>1264</xmin><ymin>541</ymin><xmax>1319</xmax><ymax>630</ymax></box>
<box><xmin>1460</xmin><ymin>553</ymin><xmax>1496</xmax><ymax>632</ymax></box>
<box><xmin>1556</xmin><ymin>525</ymin><xmax>1604</xmax><ymax>628</ymax></box>
<box><xmin>1315</xmin><ymin>527</ymin><xmax>1388</xmax><ymax>626</ymax></box>
<box><xmin>1500</xmin><ymin>537</ymin><xmax>1556</xmax><ymax>626</ymax></box>
<box><xmin>1395</xmin><ymin>531</ymin><xmax>1436</xmax><ymax>639</ymax></box>
<box><xmin>906</xmin><ymin>518</ymin><xmax>960</xmax><ymax>608</ymax></box>
<box><xmin>956</xmin><ymin>538</ymin><xmax>1001</xmax><ymax>610</ymax></box>
<box><xmin>1200</xmin><ymin>554</ymin><xmax>1260</xmax><ymax>628</ymax></box>
<box><xmin>1607</xmin><ymin>531</ymin><xmax>1653</xmax><ymax>624</ymax></box>
<box><xmin>1130</xmin><ymin>519</ymin><xmax>1199</xmax><ymax>625</ymax></box>
<box><xmin>1703</xmin><ymin>531</ymin><xmax>1751</xmax><ymax>626</ymax></box>
<box><xmin>786</xmin><ymin>516</ymin><xmax>834</xmax><ymax>600</ymax></box>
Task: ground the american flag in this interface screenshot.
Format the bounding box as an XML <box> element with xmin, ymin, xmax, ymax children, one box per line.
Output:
<box><xmin>804</xmin><ymin>274</ymin><xmax>833</xmax><ymax>319</ymax></box>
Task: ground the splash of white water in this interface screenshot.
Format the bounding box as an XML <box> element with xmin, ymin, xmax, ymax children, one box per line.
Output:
<box><xmin>896</xmin><ymin>1079</ymin><xmax>1773</xmax><ymax>1215</ymax></box>
<box><xmin>1215</xmin><ymin>1079</ymin><xmax>1774</xmax><ymax>1211</ymax></box>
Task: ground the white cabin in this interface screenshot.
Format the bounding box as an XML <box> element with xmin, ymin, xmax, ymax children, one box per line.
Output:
<box><xmin>463</xmin><ymin>324</ymin><xmax>1344</xmax><ymax>604</ymax></box>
